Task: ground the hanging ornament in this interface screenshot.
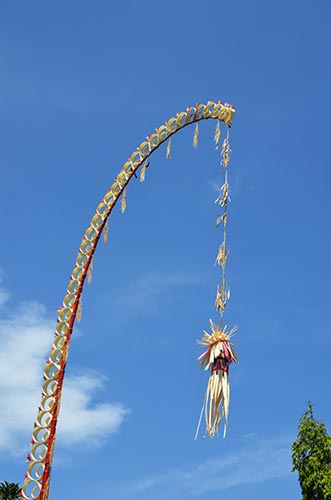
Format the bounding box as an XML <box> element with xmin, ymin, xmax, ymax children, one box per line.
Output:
<box><xmin>214</xmin><ymin>120</ymin><xmax>221</xmax><ymax>149</ymax></box>
<box><xmin>103</xmin><ymin>219</ymin><xmax>109</xmax><ymax>243</ymax></box>
<box><xmin>195</xmin><ymin>320</ymin><xmax>238</xmax><ymax>439</ymax></box>
<box><xmin>121</xmin><ymin>188</ymin><xmax>127</xmax><ymax>213</ymax></box>
<box><xmin>193</xmin><ymin>122</ymin><xmax>199</xmax><ymax>148</ymax></box>
<box><xmin>87</xmin><ymin>256</ymin><xmax>93</xmax><ymax>284</ymax></box>
<box><xmin>166</xmin><ymin>138</ymin><xmax>172</xmax><ymax>159</ymax></box>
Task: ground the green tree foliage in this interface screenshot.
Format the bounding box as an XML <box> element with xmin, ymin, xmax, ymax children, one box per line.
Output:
<box><xmin>0</xmin><ymin>482</ymin><xmax>21</xmax><ymax>500</ymax></box>
<box><xmin>292</xmin><ymin>402</ymin><xmax>331</xmax><ymax>499</ymax></box>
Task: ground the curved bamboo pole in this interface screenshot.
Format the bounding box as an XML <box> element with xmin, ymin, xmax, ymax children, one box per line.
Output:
<box><xmin>21</xmin><ymin>101</ymin><xmax>235</xmax><ymax>500</ymax></box>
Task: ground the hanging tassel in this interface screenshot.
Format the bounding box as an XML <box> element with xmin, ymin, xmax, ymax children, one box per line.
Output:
<box><xmin>103</xmin><ymin>219</ymin><xmax>109</xmax><ymax>243</ymax></box>
<box><xmin>214</xmin><ymin>120</ymin><xmax>221</xmax><ymax>149</ymax></box>
<box><xmin>140</xmin><ymin>164</ymin><xmax>147</xmax><ymax>182</ymax></box>
<box><xmin>195</xmin><ymin>320</ymin><xmax>238</xmax><ymax>439</ymax></box>
<box><xmin>121</xmin><ymin>188</ymin><xmax>127</xmax><ymax>213</ymax></box>
<box><xmin>87</xmin><ymin>257</ymin><xmax>93</xmax><ymax>284</ymax></box>
<box><xmin>77</xmin><ymin>295</ymin><xmax>82</xmax><ymax>322</ymax></box>
<box><xmin>193</xmin><ymin>122</ymin><xmax>199</xmax><ymax>148</ymax></box>
<box><xmin>166</xmin><ymin>138</ymin><xmax>171</xmax><ymax>159</ymax></box>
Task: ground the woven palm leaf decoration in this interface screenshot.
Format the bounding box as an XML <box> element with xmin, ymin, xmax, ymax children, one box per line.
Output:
<box><xmin>196</xmin><ymin>123</ymin><xmax>238</xmax><ymax>439</ymax></box>
<box><xmin>196</xmin><ymin>320</ymin><xmax>238</xmax><ymax>438</ymax></box>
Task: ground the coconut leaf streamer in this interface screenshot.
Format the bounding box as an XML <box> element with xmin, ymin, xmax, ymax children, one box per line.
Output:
<box><xmin>121</xmin><ymin>188</ymin><xmax>127</xmax><ymax>213</ymax></box>
<box><xmin>214</xmin><ymin>120</ymin><xmax>221</xmax><ymax>149</ymax></box>
<box><xmin>193</xmin><ymin>122</ymin><xmax>199</xmax><ymax>148</ymax></box>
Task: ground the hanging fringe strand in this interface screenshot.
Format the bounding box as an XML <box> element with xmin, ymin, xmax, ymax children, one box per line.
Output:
<box><xmin>193</xmin><ymin>122</ymin><xmax>199</xmax><ymax>148</ymax></box>
<box><xmin>166</xmin><ymin>138</ymin><xmax>171</xmax><ymax>159</ymax></box>
<box><xmin>121</xmin><ymin>188</ymin><xmax>127</xmax><ymax>213</ymax></box>
<box><xmin>214</xmin><ymin>120</ymin><xmax>221</xmax><ymax>149</ymax></box>
<box><xmin>140</xmin><ymin>164</ymin><xmax>147</xmax><ymax>182</ymax></box>
<box><xmin>87</xmin><ymin>257</ymin><xmax>93</xmax><ymax>284</ymax></box>
<box><xmin>103</xmin><ymin>219</ymin><xmax>109</xmax><ymax>243</ymax></box>
<box><xmin>77</xmin><ymin>295</ymin><xmax>82</xmax><ymax>322</ymax></box>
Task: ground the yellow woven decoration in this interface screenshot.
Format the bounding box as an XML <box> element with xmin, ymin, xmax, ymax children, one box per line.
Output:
<box><xmin>77</xmin><ymin>295</ymin><xmax>82</xmax><ymax>322</ymax></box>
<box><xmin>103</xmin><ymin>219</ymin><xmax>109</xmax><ymax>243</ymax></box>
<box><xmin>121</xmin><ymin>188</ymin><xmax>127</xmax><ymax>213</ymax></box>
<box><xmin>195</xmin><ymin>320</ymin><xmax>238</xmax><ymax>439</ymax></box>
<box><xmin>166</xmin><ymin>138</ymin><xmax>171</xmax><ymax>159</ymax></box>
<box><xmin>193</xmin><ymin>122</ymin><xmax>199</xmax><ymax>148</ymax></box>
<box><xmin>87</xmin><ymin>257</ymin><xmax>93</xmax><ymax>284</ymax></box>
<box><xmin>214</xmin><ymin>120</ymin><xmax>221</xmax><ymax>149</ymax></box>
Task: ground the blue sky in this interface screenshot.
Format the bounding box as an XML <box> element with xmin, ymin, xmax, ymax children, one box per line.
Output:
<box><xmin>0</xmin><ymin>1</ymin><xmax>330</xmax><ymax>499</ymax></box>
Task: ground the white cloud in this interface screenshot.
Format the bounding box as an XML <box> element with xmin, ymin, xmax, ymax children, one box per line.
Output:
<box><xmin>59</xmin><ymin>373</ymin><xmax>128</xmax><ymax>447</ymax></box>
<box><xmin>109</xmin><ymin>435</ymin><xmax>291</xmax><ymax>499</ymax></box>
<box><xmin>0</xmin><ymin>283</ymin><xmax>129</xmax><ymax>458</ymax></box>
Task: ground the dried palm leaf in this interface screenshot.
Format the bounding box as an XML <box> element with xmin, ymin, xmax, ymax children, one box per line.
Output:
<box><xmin>214</xmin><ymin>181</ymin><xmax>229</xmax><ymax>206</ymax></box>
<box><xmin>214</xmin><ymin>120</ymin><xmax>221</xmax><ymax>149</ymax></box>
<box><xmin>121</xmin><ymin>188</ymin><xmax>127</xmax><ymax>213</ymax></box>
<box><xmin>87</xmin><ymin>256</ymin><xmax>93</xmax><ymax>284</ymax></box>
<box><xmin>216</xmin><ymin>213</ymin><xmax>227</xmax><ymax>228</ymax></box>
<box><xmin>103</xmin><ymin>219</ymin><xmax>109</xmax><ymax>243</ymax></box>
<box><xmin>221</xmin><ymin>137</ymin><xmax>231</xmax><ymax>167</ymax></box>
<box><xmin>77</xmin><ymin>295</ymin><xmax>82</xmax><ymax>322</ymax></box>
<box><xmin>216</xmin><ymin>242</ymin><xmax>227</xmax><ymax>269</ymax></box>
<box><xmin>166</xmin><ymin>138</ymin><xmax>171</xmax><ymax>159</ymax></box>
<box><xmin>140</xmin><ymin>164</ymin><xmax>147</xmax><ymax>182</ymax></box>
<box><xmin>215</xmin><ymin>286</ymin><xmax>226</xmax><ymax>312</ymax></box>
<box><xmin>193</xmin><ymin>122</ymin><xmax>199</xmax><ymax>148</ymax></box>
